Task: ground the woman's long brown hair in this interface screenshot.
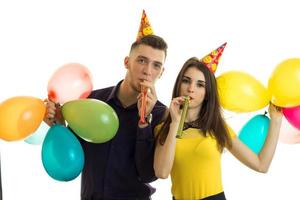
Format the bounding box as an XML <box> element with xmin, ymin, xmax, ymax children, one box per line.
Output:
<box><xmin>157</xmin><ymin>57</ymin><xmax>232</xmax><ymax>152</ymax></box>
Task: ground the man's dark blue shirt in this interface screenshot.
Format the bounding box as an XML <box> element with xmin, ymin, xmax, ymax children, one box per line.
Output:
<box><xmin>77</xmin><ymin>81</ymin><xmax>166</xmax><ymax>200</ymax></box>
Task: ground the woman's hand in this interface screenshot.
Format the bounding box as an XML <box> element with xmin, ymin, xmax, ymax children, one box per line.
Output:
<box><xmin>169</xmin><ymin>96</ymin><xmax>186</xmax><ymax>123</ymax></box>
<box><xmin>268</xmin><ymin>103</ymin><xmax>283</xmax><ymax>122</ymax></box>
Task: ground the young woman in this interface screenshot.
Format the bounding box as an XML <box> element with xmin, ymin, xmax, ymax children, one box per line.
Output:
<box><xmin>154</xmin><ymin>57</ymin><xmax>282</xmax><ymax>200</ymax></box>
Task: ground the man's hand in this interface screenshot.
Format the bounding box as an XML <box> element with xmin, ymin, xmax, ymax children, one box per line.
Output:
<box><xmin>138</xmin><ymin>81</ymin><xmax>157</xmax><ymax>117</ymax></box>
<box><xmin>43</xmin><ymin>99</ymin><xmax>65</xmax><ymax>126</ymax></box>
<box><xmin>137</xmin><ymin>81</ymin><xmax>157</xmax><ymax>126</ymax></box>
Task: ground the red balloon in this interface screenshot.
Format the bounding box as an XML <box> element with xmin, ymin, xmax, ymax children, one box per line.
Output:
<box><xmin>47</xmin><ymin>63</ymin><xmax>93</xmax><ymax>104</ymax></box>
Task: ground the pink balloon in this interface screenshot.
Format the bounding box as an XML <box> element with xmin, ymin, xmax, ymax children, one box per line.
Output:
<box><xmin>47</xmin><ymin>63</ymin><xmax>93</xmax><ymax>104</ymax></box>
<box><xmin>283</xmin><ymin>105</ymin><xmax>300</xmax><ymax>130</ymax></box>
<box><xmin>279</xmin><ymin>117</ymin><xmax>300</xmax><ymax>144</ymax></box>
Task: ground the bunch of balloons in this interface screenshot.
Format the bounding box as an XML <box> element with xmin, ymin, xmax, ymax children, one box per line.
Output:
<box><xmin>217</xmin><ymin>58</ymin><xmax>300</xmax><ymax>153</ymax></box>
<box><xmin>42</xmin><ymin>63</ymin><xmax>118</xmax><ymax>181</ymax></box>
<box><xmin>0</xmin><ymin>62</ymin><xmax>120</xmax><ymax>181</ymax></box>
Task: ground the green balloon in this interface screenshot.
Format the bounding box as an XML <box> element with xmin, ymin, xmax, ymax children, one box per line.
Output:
<box><xmin>62</xmin><ymin>99</ymin><xmax>119</xmax><ymax>143</ymax></box>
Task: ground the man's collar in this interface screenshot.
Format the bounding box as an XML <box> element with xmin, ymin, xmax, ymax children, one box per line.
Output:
<box><xmin>106</xmin><ymin>80</ymin><xmax>123</xmax><ymax>102</ymax></box>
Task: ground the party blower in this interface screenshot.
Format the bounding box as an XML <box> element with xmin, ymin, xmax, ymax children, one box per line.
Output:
<box><xmin>176</xmin><ymin>96</ymin><xmax>189</xmax><ymax>138</ymax></box>
<box><xmin>139</xmin><ymin>86</ymin><xmax>148</xmax><ymax>124</ymax></box>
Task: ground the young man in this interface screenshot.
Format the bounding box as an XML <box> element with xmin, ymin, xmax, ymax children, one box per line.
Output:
<box><xmin>44</xmin><ymin>34</ymin><xmax>168</xmax><ymax>200</ymax></box>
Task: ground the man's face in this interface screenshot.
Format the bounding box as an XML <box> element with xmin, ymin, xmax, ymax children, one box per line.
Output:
<box><xmin>125</xmin><ymin>44</ymin><xmax>165</xmax><ymax>92</ymax></box>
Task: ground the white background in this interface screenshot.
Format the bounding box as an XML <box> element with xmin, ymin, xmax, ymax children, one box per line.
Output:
<box><xmin>1</xmin><ymin>0</ymin><xmax>300</xmax><ymax>199</ymax></box>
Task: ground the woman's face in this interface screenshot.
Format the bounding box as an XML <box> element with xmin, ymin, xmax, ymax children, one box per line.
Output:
<box><xmin>179</xmin><ymin>66</ymin><xmax>206</xmax><ymax>109</ymax></box>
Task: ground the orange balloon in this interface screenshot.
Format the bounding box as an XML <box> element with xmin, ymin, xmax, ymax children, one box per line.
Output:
<box><xmin>0</xmin><ymin>96</ymin><xmax>46</xmax><ymax>141</ymax></box>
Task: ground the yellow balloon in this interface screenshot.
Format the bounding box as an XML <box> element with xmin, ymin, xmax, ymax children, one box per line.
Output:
<box><xmin>268</xmin><ymin>58</ymin><xmax>300</xmax><ymax>107</ymax></box>
<box><xmin>217</xmin><ymin>71</ymin><xmax>270</xmax><ymax>112</ymax></box>
<box><xmin>0</xmin><ymin>96</ymin><xmax>46</xmax><ymax>141</ymax></box>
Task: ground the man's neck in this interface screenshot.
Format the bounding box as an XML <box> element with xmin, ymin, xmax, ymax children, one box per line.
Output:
<box><xmin>117</xmin><ymin>80</ymin><xmax>139</xmax><ymax>108</ymax></box>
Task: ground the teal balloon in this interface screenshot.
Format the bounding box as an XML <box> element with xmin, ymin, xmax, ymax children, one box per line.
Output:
<box><xmin>238</xmin><ymin>114</ymin><xmax>270</xmax><ymax>154</ymax></box>
<box><xmin>24</xmin><ymin>122</ymin><xmax>49</xmax><ymax>145</ymax></box>
<box><xmin>42</xmin><ymin>125</ymin><xmax>84</xmax><ymax>181</ymax></box>
<box><xmin>62</xmin><ymin>99</ymin><xmax>119</xmax><ymax>143</ymax></box>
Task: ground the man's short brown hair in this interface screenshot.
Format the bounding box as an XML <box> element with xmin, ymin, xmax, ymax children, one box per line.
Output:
<box><xmin>130</xmin><ymin>35</ymin><xmax>168</xmax><ymax>57</ymax></box>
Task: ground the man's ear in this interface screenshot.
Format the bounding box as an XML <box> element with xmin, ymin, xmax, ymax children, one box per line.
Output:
<box><xmin>124</xmin><ymin>56</ymin><xmax>129</xmax><ymax>69</ymax></box>
<box><xmin>159</xmin><ymin>67</ymin><xmax>165</xmax><ymax>79</ymax></box>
